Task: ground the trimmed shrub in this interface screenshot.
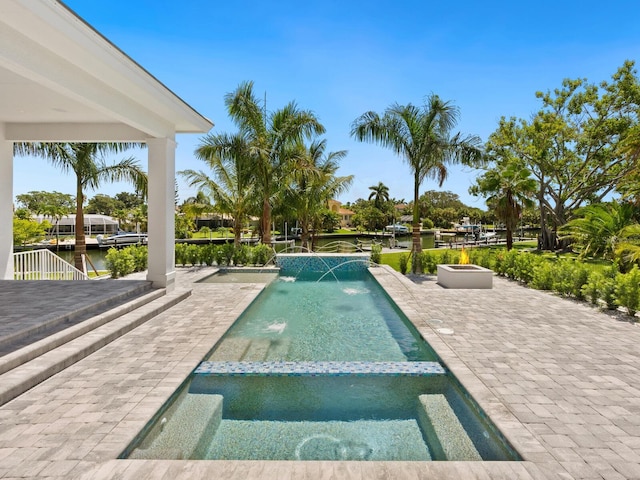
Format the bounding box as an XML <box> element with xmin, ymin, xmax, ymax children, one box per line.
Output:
<box><xmin>213</xmin><ymin>245</ymin><xmax>225</xmax><ymax>266</ymax></box>
<box><xmin>105</xmin><ymin>247</ymin><xmax>135</xmax><ymax>279</ymax></box>
<box><xmin>599</xmin><ymin>265</ymin><xmax>619</xmax><ymax>310</ymax></box>
<box><xmin>200</xmin><ymin>244</ymin><xmax>217</xmax><ymax>266</ymax></box>
<box><xmin>220</xmin><ymin>243</ymin><xmax>235</xmax><ymax>266</ymax></box>
<box><xmin>582</xmin><ymin>271</ymin><xmax>603</xmax><ymax>306</ymax></box>
<box><xmin>493</xmin><ymin>250</ymin><xmax>506</xmax><ymax>276</ymax></box>
<box><xmin>232</xmin><ymin>244</ymin><xmax>251</xmax><ymax>266</ymax></box>
<box><xmin>569</xmin><ymin>263</ymin><xmax>590</xmax><ymax>300</ymax></box>
<box><xmin>615</xmin><ymin>266</ymin><xmax>640</xmax><ymax>317</ymax></box>
<box><xmin>185</xmin><ymin>244</ymin><xmax>200</xmax><ymax>266</ymax></box>
<box><xmin>468</xmin><ymin>249</ymin><xmax>493</xmax><ymax>270</ymax></box>
<box><xmin>531</xmin><ymin>261</ymin><xmax>555</xmax><ymax>290</ymax></box>
<box><xmin>129</xmin><ymin>245</ymin><xmax>148</xmax><ymax>272</ymax></box>
<box><xmin>175</xmin><ymin>243</ymin><xmax>188</xmax><ymax>266</ymax></box>
<box><xmin>370</xmin><ymin>244</ymin><xmax>382</xmax><ymax>264</ymax></box>
<box><xmin>514</xmin><ymin>252</ymin><xmax>539</xmax><ymax>283</ymax></box>
<box><xmin>252</xmin><ymin>243</ymin><xmax>273</xmax><ymax>266</ymax></box>
<box><xmin>550</xmin><ymin>260</ymin><xmax>575</xmax><ymax>297</ymax></box>
<box><xmin>399</xmin><ymin>254</ymin><xmax>409</xmax><ymax>274</ymax></box>
<box><xmin>420</xmin><ymin>250</ymin><xmax>437</xmax><ymax>274</ymax></box>
<box><xmin>439</xmin><ymin>250</ymin><xmax>454</xmax><ymax>265</ymax></box>
<box><xmin>501</xmin><ymin>249</ymin><xmax>520</xmax><ymax>279</ymax></box>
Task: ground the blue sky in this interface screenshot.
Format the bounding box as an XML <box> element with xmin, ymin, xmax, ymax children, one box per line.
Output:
<box><xmin>13</xmin><ymin>0</ymin><xmax>640</xmax><ymax>209</ymax></box>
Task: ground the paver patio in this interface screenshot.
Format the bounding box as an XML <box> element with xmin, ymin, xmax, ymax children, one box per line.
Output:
<box><xmin>0</xmin><ymin>266</ymin><xmax>639</xmax><ymax>479</ymax></box>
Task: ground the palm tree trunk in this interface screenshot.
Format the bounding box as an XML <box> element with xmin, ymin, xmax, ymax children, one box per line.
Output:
<box><xmin>506</xmin><ymin>225</ymin><xmax>514</xmax><ymax>250</ymax></box>
<box><xmin>233</xmin><ymin>219</ymin><xmax>242</xmax><ymax>248</ymax></box>
<box><xmin>301</xmin><ymin>227</ymin><xmax>310</xmax><ymax>251</ymax></box>
<box><xmin>73</xmin><ymin>180</ymin><xmax>86</xmax><ymax>273</ymax></box>
<box><xmin>261</xmin><ymin>197</ymin><xmax>271</xmax><ymax>245</ymax></box>
<box><xmin>411</xmin><ymin>174</ymin><xmax>423</xmax><ymax>274</ymax></box>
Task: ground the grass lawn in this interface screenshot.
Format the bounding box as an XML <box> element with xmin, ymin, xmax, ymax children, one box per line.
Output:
<box><xmin>88</xmin><ymin>271</ymin><xmax>109</xmax><ymax>278</ymax></box>
<box><xmin>380</xmin><ymin>251</ymin><xmax>410</xmax><ymax>271</ymax></box>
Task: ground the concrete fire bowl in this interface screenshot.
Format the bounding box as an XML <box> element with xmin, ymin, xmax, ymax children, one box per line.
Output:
<box><xmin>436</xmin><ymin>264</ymin><xmax>493</xmax><ymax>289</ymax></box>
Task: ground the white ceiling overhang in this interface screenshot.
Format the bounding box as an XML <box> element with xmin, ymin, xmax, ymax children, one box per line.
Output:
<box><xmin>0</xmin><ymin>0</ymin><xmax>213</xmax><ymax>142</ymax></box>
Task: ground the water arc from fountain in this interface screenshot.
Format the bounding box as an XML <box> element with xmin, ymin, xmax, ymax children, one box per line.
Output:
<box><xmin>316</xmin><ymin>259</ymin><xmax>373</xmax><ymax>283</ymax></box>
<box><xmin>275</xmin><ymin>247</ymin><xmax>341</xmax><ymax>283</ymax></box>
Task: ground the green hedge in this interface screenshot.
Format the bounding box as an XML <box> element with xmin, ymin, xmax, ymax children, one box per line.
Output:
<box><xmin>174</xmin><ymin>242</ymin><xmax>276</xmax><ymax>267</ymax></box>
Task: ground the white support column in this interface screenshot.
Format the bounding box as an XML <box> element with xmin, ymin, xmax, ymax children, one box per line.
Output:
<box><xmin>0</xmin><ymin>125</ymin><xmax>13</xmax><ymax>279</ymax></box>
<box><xmin>146</xmin><ymin>136</ymin><xmax>176</xmax><ymax>290</ymax></box>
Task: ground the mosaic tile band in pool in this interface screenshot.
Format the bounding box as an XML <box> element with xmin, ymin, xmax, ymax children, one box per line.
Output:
<box><xmin>276</xmin><ymin>253</ymin><xmax>371</xmax><ymax>274</ymax></box>
<box><xmin>194</xmin><ymin>361</ymin><xmax>447</xmax><ymax>376</ymax></box>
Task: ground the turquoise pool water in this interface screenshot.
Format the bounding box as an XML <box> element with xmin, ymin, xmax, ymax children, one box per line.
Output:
<box><xmin>122</xmin><ymin>267</ymin><xmax>520</xmax><ymax>462</ymax></box>
<box><xmin>206</xmin><ymin>271</ymin><xmax>437</xmax><ymax>362</ymax></box>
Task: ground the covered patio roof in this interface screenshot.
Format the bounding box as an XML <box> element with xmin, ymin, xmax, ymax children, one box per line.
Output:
<box><xmin>0</xmin><ymin>0</ymin><xmax>212</xmax><ymax>140</ymax></box>
<box><xmin>0</xmin><ymin>0</ymin><xmax>214</xmax><ymax>287</ymax></box>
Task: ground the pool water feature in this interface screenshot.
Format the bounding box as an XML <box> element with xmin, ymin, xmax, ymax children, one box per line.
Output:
<box><xmin>122</xmin><ymin>257</ymin><xmax>521</xmax><ymax>462</ymax></box>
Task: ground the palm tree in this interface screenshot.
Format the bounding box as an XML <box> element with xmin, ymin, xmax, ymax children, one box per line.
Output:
<box><xmin>615</xmin><ymin>224</ymin><xmax>640</xmax><ymax>268</ymax></box>
<box><xmin>283</xmin><ymin>139</ymin><xmax>352</xmax><ymax>250</ymax></box>
<box><xmin>181</xmin><ymin>132</ymin><xmax>255</xmax><ymax>247</ymax></box>
<box><xmin>225</xmin><ymin>81</ymin><xmax>325</xmax><ymax>244</ymax></box>
<box><xmin>351</xmin><ymin>95</ymin><xmax>482</xmax><ymax>272</ymax></box>
<box><xmin>471</xmin><ymin>160</ymin><xmax>536</xmax><ymax>250</ymax></box>
<box><xmin>180</xmin><ymin>190</ymin><xmax>213</xmax><ymax>231</ymax></box>
<box><xmin>558</xmin><ymin>201</ymin><xmax>637</xmax><ymax>259</ymax></box>
<box><xmin>368</xmin><ymin>182</ymin><xmax>390</xmax><ymax>210</ymax></box>
<box><xmin>16</xmin><ymin>143</ymin><xmax>147</xmax><ymax>271</ymax></box>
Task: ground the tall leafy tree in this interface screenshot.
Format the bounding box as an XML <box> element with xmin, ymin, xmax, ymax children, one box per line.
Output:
<box><xmin>115</xmin><ymin>191</ymin><xmax>145</xmax><ymax>210</ymax></box>
<box><xmin>86</xmin><ymin>194</ymin><xmax>120</xmax><ymax>216</ymax></box>
<box><xmin>471</xmin><ymin>160</ymin><xmax>537</xmax><ymax>250</ymax></box>
<box><xmin>15</xmin><ymin>191</ymin><xmax>74</xmax><ymax>217</ymax></box>
<box><xmin>13</xmin><ymin>217</ymin><xmax>50</xmax><ymax>247</ymax></box>
<box><xmin>282</xmin><ymin>139</ymin><xmax>352</xmax><ymax>250</ymax></box>
<box><xmin>15</xmin><ymin>143</ymin><xmax>147</xmax><ymax>271</ymax></box>
<box><xmin>486</xmin><ymin>61</ymin><xmax>640</xmax><ymax>249</ymax></box>
<box><xmin>182</xmin><ymin>132</ymin><xmax>255</xmax><ymax>247</ymax></box>
<box><xmin>225</xmin><ymin>81</ymin><xmax>325</xmax><ymax>244</ymax></box>
<box><xmin>15</xmin><ymin>190</ymin><xmax>75</xmax><ymax>248</ymax></box>
<box><xmin>351</xmin><ymin>95</ymin><xmax>481</xmax><ymax>273</ymax></box>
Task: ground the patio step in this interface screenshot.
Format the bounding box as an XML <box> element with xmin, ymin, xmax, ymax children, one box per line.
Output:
<box><xmin>0</xmin><ymin>288</ymin><xmax>191</xmax><ymax>407</ymax></box>
<box><xmin>0</xmin><ymin>286</ymin><xmax>164</xmax><ymax>375</ymax></box>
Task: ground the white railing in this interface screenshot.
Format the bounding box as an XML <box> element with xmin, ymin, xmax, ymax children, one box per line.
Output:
<box><xmin>14</xmin><ymin>248</ymin><xmax>89</xmax><ymax>280</ymax></box>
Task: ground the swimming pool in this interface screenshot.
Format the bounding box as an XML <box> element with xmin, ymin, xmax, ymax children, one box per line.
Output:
<box><xmin>205</xmin><ymin>271</ymin><xmax>437</xmax><ymax>362</ymax></box>
<box><xmin>122</xmin><ymin>265</ymin><xmax>520</xmax><ymax>462</ymax></box>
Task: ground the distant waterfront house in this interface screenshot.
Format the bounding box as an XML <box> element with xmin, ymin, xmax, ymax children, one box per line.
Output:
<box><xmin>328</xmin><ymin>200</ymin><xmax>355</xmax><ymax>228</ymax></box>
<box><xmin>33</xmin><ymin>214</ymin><xmax>119</xmax><ymax>236</ymax></box>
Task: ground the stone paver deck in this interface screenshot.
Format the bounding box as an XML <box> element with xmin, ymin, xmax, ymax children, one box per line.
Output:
<box><xmin>0</xmin><ymin>280</ymin><xmax>152</xmax><ymax>355</ymax></box>
<box><xmin>0</xmin><ymin>266</ymin><xmax>639</xmax><ymax>479</ymax></box>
